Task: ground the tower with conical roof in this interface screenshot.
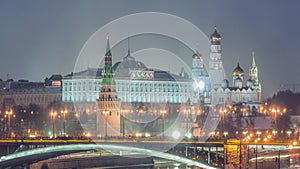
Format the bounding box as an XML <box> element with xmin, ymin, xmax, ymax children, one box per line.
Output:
<box><xmin>97</xmin><ymin>34</ymin><xmax>121</xmax><ymax>137</ymax></box>
<box><xmin>209</xmin><ymin>26</ymin><xmax>225</xmax><ymax>88</ymax></box>
<box><xmin>249</xmin><ymin>51</ymin><xmax>261</xmax><ymax>101</ymax></box>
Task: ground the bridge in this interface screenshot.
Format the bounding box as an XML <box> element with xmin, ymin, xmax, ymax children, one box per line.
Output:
<box><xmin>0</xmin><ymin>143</ymin><xmax>222</xmax><ymax>169</ymax></box>
<box><xmin>0</xmin><ymin>138</ymin><xmax>298</xmax><ymax>169</ymax></box>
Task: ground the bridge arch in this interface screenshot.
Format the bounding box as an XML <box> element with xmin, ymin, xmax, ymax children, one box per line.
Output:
<box><xmin>0</xmin><ymin>143</ymin><xmax>219</xmax><ymax>169</ymax></box>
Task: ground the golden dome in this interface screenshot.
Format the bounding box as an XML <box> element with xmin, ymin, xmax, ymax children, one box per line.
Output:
<box><xmin>192</xmin><ymin>53</ymin><xmax>202</xmax><ymax>59</ymax></box>
<box><xmin>232</xmin><ymin>62</ymin><xmax>244</xmax><ymax>77</ymax></box>
<box><xmin>210</xmin><ymin>26</ymin><xmax>221</xmax><ymax>44</ymax></box>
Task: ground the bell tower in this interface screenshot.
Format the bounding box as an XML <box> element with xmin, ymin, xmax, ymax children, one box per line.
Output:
<box><xmin>209</xmin><ymin>26</ymin><xmax>225</xmax><ymax>88</ymax></box>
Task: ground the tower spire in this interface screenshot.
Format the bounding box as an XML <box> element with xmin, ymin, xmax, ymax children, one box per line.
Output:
<box><xmin>251</xmin><ymin>51</ymin><xmax>256</xmax><ymax>67</ymax></box>
<box><xmin>102</xmin><ymin>33</ymin><xmax>114</xmax><ymax>84</ymax></box>
<box><xmin>106</xmin><ymin>33</ymin><xmax>112</xmax><ymax>56</ymax></box>
<box><xmin>127</xmin><ymin>34</ymin><xmax>130</xmax><ymax>56</ymax></box>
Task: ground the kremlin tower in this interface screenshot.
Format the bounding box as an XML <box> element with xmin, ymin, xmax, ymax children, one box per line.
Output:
<box><xmin>249</xmin><ymin>51</ymin><xmax>262</xmax><ymax>102</ymax></box>
<box><xmin>96</xmin><ymin>34</ymin><xmax>121</xmax><ymax>137</ymax></box>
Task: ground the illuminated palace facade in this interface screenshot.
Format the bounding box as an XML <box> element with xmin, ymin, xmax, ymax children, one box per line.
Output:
<box><xmin>62</xmin><ymin>49</ymin><xmax>203</xmax><ymax>106</ymax></box>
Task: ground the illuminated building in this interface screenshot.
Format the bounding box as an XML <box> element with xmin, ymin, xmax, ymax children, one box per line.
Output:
<box><xmin>62</xmin><ymin>26</ymin><xmax>262</xmax><ymax>106</ymax></box>
<box><xmin>0</xmin><ymin>76</ymin><xmax>62</xmax><ymax>110</ymax></box>
<box><xmin>61</xmin><ymin>27</ymin><xmax>263</xmax><ymax>135</ymax></box>
<box><xmin>62</xmin><ymin>48</ymin><xmax>198</xmax><ymax>105</ymax></box>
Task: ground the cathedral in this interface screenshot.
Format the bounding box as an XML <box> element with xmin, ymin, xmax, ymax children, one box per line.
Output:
<box><xmin>207</xmin><ymin>27</ymin><xmax>262</xmax><ymax>106</ymax></box>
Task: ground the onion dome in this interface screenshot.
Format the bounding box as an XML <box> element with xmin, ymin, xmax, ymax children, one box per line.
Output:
<box><xmin>246</xmin><ymin>79</ymin><xmax>254</xmax><ymax>88</ymax></box>
<box><xmin>210</xmin><ymin>26</ymin><xmax>221</xmax><ymax>45</ymax></box>
<box><xmin>234</xmin><ymin>77</ymin><xmax>243</xmax><ymax>88</ymax></box>
<box><xmin>221</xmin><ymin>79</ymin><xmax>229</xmax><ymax>88</ymax></box>
<box><xmin>232</xmin><ymin>62</ymin><xmax>244</xmax><ymax>77</ymax></box>
<box><xmin>192</xmin><ymin>53</ymin><xmax>202</xmax><ymax>59</ymax></box>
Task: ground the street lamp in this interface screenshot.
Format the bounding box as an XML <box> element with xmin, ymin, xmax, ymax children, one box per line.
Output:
<box><xmin>50</xmin><ymin>111</ymin><xmax>57</xmax><ymax>138</ymax></box>
<box><xmin>183</xmin><ymin>108</ymin><xmax>190</xmax><ymax>135</ymax></box>
<box><xmin>255</xmin><ymin>139</ymin><xmax>258</xmax><ymax>169</ymax></box>
<box><xmin>20</xmin><ymin>119</ymin><xmax>24</xmax><ymax>137</ymax></box>
<box><xmin>121</xmin><ymin>109</ymin><xmax>129</xmax><ymax>137</ymax></box>
<box><xmin>61</xmin><ymin>109</ymin><xmax>68</xmax><ymax>136</ymax></box>
<box><xmin>220</xmin><ymin>107</ymin><xmax>228</xmax><ymax>132</ymax></box>
<box><xmin>269</xmin><ymin>106</ymin><xmax>286</xmax><ymax>131</ymax></box>
<box><xmin>102</xmin><ymin>110</ymin><xmax>110</xmax><ymax>137</ymax></box>
<box><xmin>160</xmin><ymin>109</ymin><xmax>167</xmax><ymax>138</ymax></box>
<box><xmin>5</xmin><ymin>109</ymin><xmax>13</xmax><ymax>138</ymax></box>
<box><xmin>138</xmin><ymin>108</ymin><xmax>144</xmax><ymax>123</ymax></box>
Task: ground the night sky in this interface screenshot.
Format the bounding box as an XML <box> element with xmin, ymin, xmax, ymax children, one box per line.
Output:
<box><xmin>1</xmin><ymin>0</ymin><xmax>300</xmax><ymax>99</ymax></box>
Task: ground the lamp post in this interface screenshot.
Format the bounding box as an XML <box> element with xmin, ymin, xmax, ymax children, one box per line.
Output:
<box><xmin>20</xmin><ymin>119</ymin><xmax>24</xmax><ymax>137</ymax></box>
<box><xmin>50</xmin><ymin>111</ymin><xmax>57</xmax><ymax>138</ymax></box>
<box><xmin>5</xmin><ymin>109</ymin><xmax>13</xmax><ymax>138</ymax></box>
<box><xmin>61</xmin><ymin>109</ymin><xmax>68</xmax><ymax>136</ymax></box>
<box><xmin>138</xmin><ymin>108</ymin><xmax>144</xmax><ymax>123</ymax></box>
<box><xmin>160</xmin><ymin>109</ymin><xmax>167</xmax><ymax>138</ymax></box>
<box><xmin>255</xmin><ymin>139</ymin><xmax>258</xmax><ymax>169</ymax></box>
<box><xmin>220</xmin><ymin>107</ymin><xmax>228</xmax><ymax>132</ymax></box>
<box><xmin>277</xmin><ymin>150</ymin><xmax>280</xmax><ymax>169</ymax></box>
<box><xmin>183</xmin><ymin>109</ymin><xmax>189</xmax><ymax>135</ymax></box>
<box><xmin>270</xmin><ymin>107</ymin><xmax>286</xmax><ymax>131</ymax></box>
<box><xmin>121</xmin><ymin>109</ymin><xmax>129</xmax><ymax>137</ymax></box>
<box><xmin>102</xmin><ymin>110</ymin><xmax>110</xmax><ymax>137</ymax></box>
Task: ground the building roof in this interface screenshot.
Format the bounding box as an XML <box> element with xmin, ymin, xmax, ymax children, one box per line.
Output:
<box><xmin>232</xmin><ymin>62</ymin><xmax>244</xmax><ymax>77</ymax></box>
<box><xmin>65</xmin><ymin>68</ymin><xmax>102</xmax><ymax>78</ymax></box>
<box><xmin>49</xmin><ymin>74</ymin><xmax>63</xmax><ymax>81</ymax></box>
<box><xmin>0</xmin><ymin>86</ymin><xmax>61</xmax><ymax>95</ymax></box>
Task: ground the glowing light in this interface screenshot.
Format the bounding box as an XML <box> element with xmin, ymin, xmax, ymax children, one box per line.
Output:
<box><xmin>223</xmin><ymin>132</ymin><xmax>228</xmax><ymax>137</ymax></box>
<box><xmin>145</xmin><ymin>132</ymin><xmax>151</xmax><ymax>137</ymax></box>
<box><xmin>136</xmin><ymin>133</ymin><xmax>143</xmax><ymax>137</ymax></box>
<box><xmin>196</xmin><ymin>81</ymin><xmax>205</xmax><ymax>90</ymax></box>
<box><xmin>186</xmin><ymin>132</ymin><xmax>192</xmax><ymax>139</ymax></box>
<box><xmin>293</xmin><ymin>141</ymin><xmax>297</xmax><ymax>146</ymax></box>
<box><xmin>172</xmin><ymin>131</ymin><xmax>181</xmax><ymax>139</ymax></box>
